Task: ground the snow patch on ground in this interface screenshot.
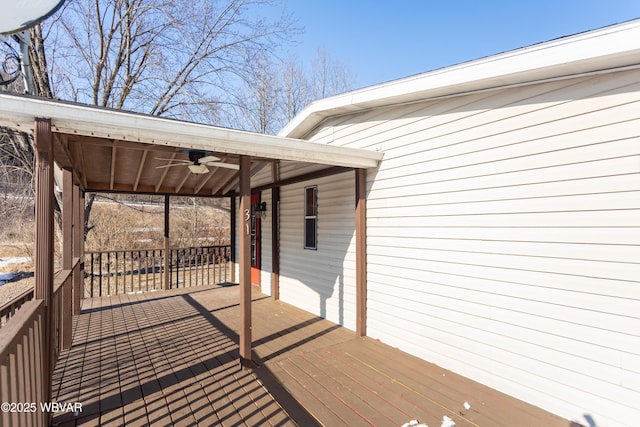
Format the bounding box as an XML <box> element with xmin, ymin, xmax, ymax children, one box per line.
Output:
<box><xmin>0</xmin><ymin>257</ymin><xmax>31</xmax><ymax>286</ymax></box>
<box><xmin>0</xmin><ymin>272</ymin><xmax>14</xmax><ymax>286</ymax></box>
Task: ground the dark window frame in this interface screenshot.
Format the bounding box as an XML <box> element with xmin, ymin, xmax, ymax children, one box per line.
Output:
<box><xmin>304</xmin><ymin>186</ymin><xmax>318</xmax><ymax>250</ymax></box>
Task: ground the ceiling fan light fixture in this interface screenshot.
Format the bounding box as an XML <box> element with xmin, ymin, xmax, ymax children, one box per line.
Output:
<box><xmin>188</xmin><ymin>164</ymin><xmax>209</xmax><ymax>174</ymax></box>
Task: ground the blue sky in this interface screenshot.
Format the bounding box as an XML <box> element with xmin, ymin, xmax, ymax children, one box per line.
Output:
<box><xmin>281</xmin><ymin>0</ymin><xmax>640</xmax><ymax>89</ymax></box>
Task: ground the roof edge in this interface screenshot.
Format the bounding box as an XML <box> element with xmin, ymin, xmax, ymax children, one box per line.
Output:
<box><xmin>280</xmin><ymin>19</ymin><xmax>640</xmax><ymax>139</ymax></box>
<box><xmin>0</xmin><ymin>93</ymin><xmax>383</xmax><ymax>169</ymax></box>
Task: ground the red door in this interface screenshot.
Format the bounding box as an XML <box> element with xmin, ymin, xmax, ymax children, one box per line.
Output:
<box><xmin>250</xmin><ymin>193</ymin><xmax>261</xmax><ymax>286</ymax></box>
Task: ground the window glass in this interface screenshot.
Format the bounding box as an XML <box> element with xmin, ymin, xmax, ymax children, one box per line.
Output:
<box><xmin>304</xmin><ymin>186</ymin><xmax>317</xmax><ymax>249</ymax></box>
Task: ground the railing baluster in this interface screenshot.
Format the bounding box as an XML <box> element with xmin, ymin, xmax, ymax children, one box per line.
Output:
<box><xmin>107</xmin><ymin>251</ymin><xmax>111</xmax><ymax>295</ymax></box>
<box><xmin>130</xmin><ymin>250</ymin><xmax>134</xmax><ymax>293</ymax></box>
<box><xmin>145</xmin><ymin>250</ymin><xmax>149</xmax><ymax>292</ymax></box>
<box><xmin>182</xmin><ymin>249</ymin><xmax>186</xmax><ymax>287</ymax></box>
<box><xmin>79</xmin><ymin>244</ymin><xmax>229</xmax><ymax>297</ymax></box>
<box><xmin>115</xmin><ymin>251</ymin><xmax>119</xmax><ymax>294</ymax></box>
<box><xmin>90</xmin><ymin>253</ymin><xmax>94</xmax><ymax>298</ymax></box>
<box><xmin>98</xmin><ymin>252</ymin><xmax>102</xmax><ymax>297</ymax></box>
<box><xmin>156</xmin><ymin>250</ymin><xmax>161</xmax><ymax>290</ymax></box>
<box><xmin>193</xmin><ymin>248</ymin><xmax>197</xmax><ymax>287</ymax></box>
<box><xmin>206</xmin><ymin>250</ymin><xmax>211</xmax><ymax>285</ymax></box>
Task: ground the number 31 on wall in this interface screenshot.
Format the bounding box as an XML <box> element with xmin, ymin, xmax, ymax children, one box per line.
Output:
<box><xmin>244</xmin><ymin>209</ymin><xmax>250</xmax><ymax>235</ymax></box>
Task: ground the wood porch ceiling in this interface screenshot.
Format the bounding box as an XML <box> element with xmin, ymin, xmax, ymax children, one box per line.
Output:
<box><xmin>53</xmin><ymin>133</ymin><xmax>247</xmax><ymax>196</ymax></box>
<box><xmin>0</xmin><ymin>93</ymin><xmax>383</xmax><ymax>197</ymax></box>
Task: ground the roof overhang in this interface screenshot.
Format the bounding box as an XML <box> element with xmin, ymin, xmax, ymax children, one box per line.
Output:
<box><xmin>0</xmin><ymin>93</ymin><xmax>383</xmax><ymax>196</ymax></box>
<box><xmin>281</xmin><ymin>19</ymin><xmax>640</xmax><ymax>139</ymax></box>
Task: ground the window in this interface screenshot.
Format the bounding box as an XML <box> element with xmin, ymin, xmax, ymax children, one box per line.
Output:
<box><xmin>304</xmin><ymin>186</ymin><xmax>317</xmax><ymax>249</ymax></box>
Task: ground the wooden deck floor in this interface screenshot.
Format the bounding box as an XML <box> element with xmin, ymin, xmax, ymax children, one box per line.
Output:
<box><xmin>51</xmin><ymin>284</ymin><xmax>579</xmax><ymax>426</ymax></box>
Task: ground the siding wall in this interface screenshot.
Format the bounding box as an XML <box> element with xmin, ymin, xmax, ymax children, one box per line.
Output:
<box><xmin>304</xmin><ymin>69</ymin><xmax>640</xmax><ymax>426</ymax></box>
<box><xmin>278</xmin><ymin>172</ymin><xmax>357</xmax><ymax>330</ymax></box>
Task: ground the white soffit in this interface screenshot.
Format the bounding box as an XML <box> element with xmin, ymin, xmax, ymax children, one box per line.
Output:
<box><xmin>281</xmin><ymin>19</ymin><xmax>640</xmax><ymax>139</ymax></box>
<box><xmin>0</xmin><ymin>93</ymin><xmax>382</xmax><ymax>169</ymax></box>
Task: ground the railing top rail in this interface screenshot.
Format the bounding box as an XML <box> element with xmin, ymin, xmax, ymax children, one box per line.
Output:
<box><xmin>0</xmin><ymin>286</ymin><xmax>34</xmax><ymax>315</ymax></box>
<box><xmin>0</xmin><ymin>299</ymin><xmax>44</xmax><ymax>360</ymax></box>
<box><xmin>85</xmin><ymin>244</ymin><xmax>231</xmax><ymax>255</ymax></box>
<box><xmin>53</xmin><ymin>269</ymin><xmax>73</xmax><ymax>295</ymax></box>
<box><xmin>52</xmin><ymin>258</ymin><xmax>79</xmax><ymax>295</ymax></box>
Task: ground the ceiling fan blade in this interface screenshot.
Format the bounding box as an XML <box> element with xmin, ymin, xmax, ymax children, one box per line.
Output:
<box><xmin>199</xmin><ymin>155</ymin><xmax>220</xmax><ymax>163</ymax></box>
<box><xmin>154</xmin><ymin>157</ymin><xmax>190</xmax><ymax>163</ymax></box>
<box><xmin>155</xmin><ymin>163</ymin><xmax>187</xmax><ymax>169</ymax></box>
<box><xmin>201</xmin><ymin>161</ymin><xmax>240</xmax><ymax>170</ymax></box>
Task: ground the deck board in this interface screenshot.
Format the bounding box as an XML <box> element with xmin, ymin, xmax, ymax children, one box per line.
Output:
<box><xmin>51</xmin><ymin>284</ymin><xmax>578</xmax><ymax>426</ymax></box>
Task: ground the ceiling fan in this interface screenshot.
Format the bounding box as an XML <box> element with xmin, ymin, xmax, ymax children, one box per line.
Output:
<box><xmin>155</xmin><ymin>150</ymin><xmax>239</xmax><ymax>174</ymax></box>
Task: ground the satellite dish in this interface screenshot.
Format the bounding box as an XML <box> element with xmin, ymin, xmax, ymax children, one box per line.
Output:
<box><xmin>0</xmin><ymin>0</ymin><xmax>66</xmax><ymax>34</ymax></box>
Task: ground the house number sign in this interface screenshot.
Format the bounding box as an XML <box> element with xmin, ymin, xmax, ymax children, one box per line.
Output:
<box><xmin>244</xmin><ymin>209</ymin><xmax>250</xmax><ymax>235</ymax></box>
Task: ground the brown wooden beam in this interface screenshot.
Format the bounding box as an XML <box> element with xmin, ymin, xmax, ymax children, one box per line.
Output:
<box><xmin>72</xmin><ymin>185</ymin><xmax>83</xmax><ymax>315</ymax></box>
<box><xmin>61</xmin><ymin>169</ymin><xmax>73</xmax><ymax>350</ymax></box>
<box><xmin>355</xmin><ymin>168</ymin><xmax>367</xmax><ymax>337</ymax></box>
<box><xmin>85</xmin><ymin>181</ymin><xmax>224</xmax><ymax>197</ymax></box>
<box><xmin>238</xmin><ymin>155</ymin><xmax>253</xmax><ymax>367</ymax></box>
<box><xmin>251</xmin><ymin>166</ymin><xmax>352</xmax><ymax>193</ymax></box>
<box><xmin>164</xmin><ymin>195</ymin><xmax>170</xmax><ymax>290</ymax></box>
<box><xmin>271</xmin><ymin>186</ymin><xmax>280</xmax><ymax>300</ymax></box>
<box><xmin>271</xmin><ymin>161</ymin><xmax>280</xmax><ymax>300</ymax></box>
<box><xmin>34</xmin><ymin>117</ymin><xmax>54</xmax><ymax>408</ymax></box>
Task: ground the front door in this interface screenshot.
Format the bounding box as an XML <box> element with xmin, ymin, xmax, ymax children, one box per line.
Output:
<box><xmin>250</xmin><ymin>193</ymin><xmax>261</xmax><ymax>286</ymax></box>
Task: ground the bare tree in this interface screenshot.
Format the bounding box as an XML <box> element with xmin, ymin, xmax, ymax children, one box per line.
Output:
<box><xmin>280</xmin><ymin>57</ymin><xmax>310</xmax><ymax>123</ymax></box>
<box><xmin>2</xmin><ymin>0</ymin><xmax>298</xmax><ymax>251</ymax></box>
<box><xmin>46</xmin><ymin>0</ymin><xmax>297</xmax><ymax>122</ymax></box>
<box><xmin>310</xmin><ymin>47</ymin><xmax>357</xmax><ymax>100</ymax></box>
<box><xmin>231</xmin><ymin>50</ymin><xmax>357</xmax><ymax>135</ymax></box>
<box><xmin>231</xmin><ymin>52</ymin><xmax>283</xmax><ymax>134</ymax></box>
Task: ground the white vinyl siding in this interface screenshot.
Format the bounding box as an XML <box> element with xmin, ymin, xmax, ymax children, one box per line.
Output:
<box><xmin>305</xmin><ymin>68</ymin><xmax>640</xmax><ymax>426</ymax></box>
<box><xmin>278</xmin><ymin>172</ymin><xmax>357</xmax><ymax>330</ymax></box>
<box><xmin>259</xmin><ymin>190</ymin><xmax>272</xmax><ymax>295</ymax></box>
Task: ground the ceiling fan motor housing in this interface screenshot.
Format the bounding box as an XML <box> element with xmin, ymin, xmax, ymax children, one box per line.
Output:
<box><xmin>188</xmin><ymin>150</ymin><xmax>209</xmax><ymax>164</ymax></box>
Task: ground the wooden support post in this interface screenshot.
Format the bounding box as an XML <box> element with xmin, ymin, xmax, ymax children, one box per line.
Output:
<box><xmin>271</xmin><ymin>162</ymin><xmax>280</xmax><ymax>300</ymax></box>
<box><xmin>239</xmin><ymin>155</ymin><xmax>252</xmax><ymax>367</ymax></box>
<box><xmin>355</xmin><ymin>168</ymin><xmax>367</xmax><ymax>337</ymax></box>
<box><xmin>271</xmin><ymin>186</ymin><xmax>280</xmax><ymax>300</ymax></box>
<box><xmin>61</xmin><ymin>169</ymin><xmax>73</xmax><ymax>350</ymax></box>
<box><xmin>72</xmin><ymin>185</ymin><xmax>82</xmax><ymax>315</ymax></box>
<box><xmin>34</xmin><ymin>117</ymin><xmax>54</xmax><ymax>406</ymax></box>
<box><xmin>164</xmin><ymin>195</ymin><xmax>170</xmax><ymax>290</ymax></box>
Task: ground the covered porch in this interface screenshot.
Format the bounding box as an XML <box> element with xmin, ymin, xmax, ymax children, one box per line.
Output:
<box><xmin>51</xmin><ymin>284</ymin><xmax>574</xmax><ymax>426</ymax></box>
<box><xmin>0</xmin><ymin>92</ymin><xmax>380</xmax><ymax>425</ymax></box>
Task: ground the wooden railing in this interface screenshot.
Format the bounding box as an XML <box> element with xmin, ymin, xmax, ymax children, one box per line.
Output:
<box><xmin>0</xmin><ymin>287</ymin><xmax>34</xmax><ymax>328</ymax></box>
<box><xmin>0</xmin><ymin>258</ymin><xmax>79</xmax><ymax>426</ymax></box>
<box><xmin>0</xmin><ymin>299</ymin><xmax>47</xmax><ymax>426</ymax></box>
<box><xmin>85</xmin><ymin>245</ymin><xmax>231</xmax><ymax>297</ymax></box>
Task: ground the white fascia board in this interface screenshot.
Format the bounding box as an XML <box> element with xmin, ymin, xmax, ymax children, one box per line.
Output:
<box><xmin>281</xmin><ymin>19</ymin><xmax>640</xmax><ymax>139</ymax></box>
<box><xmin>0</xmin><ymin>93</ymin><xmax>382</xmax><ymax>169</ymax></box>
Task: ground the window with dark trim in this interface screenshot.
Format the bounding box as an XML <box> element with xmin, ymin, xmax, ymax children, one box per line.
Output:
<box><xmin>304</xmin><ymin>186</ymin><xmax>317</xmax><ymax>249</ymax></box>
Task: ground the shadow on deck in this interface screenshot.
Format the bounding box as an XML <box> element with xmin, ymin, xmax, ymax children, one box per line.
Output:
<box><xmin>51</xmin><ymin>284</ymin><xmax>580</xmax><ymax>426</ymax></box>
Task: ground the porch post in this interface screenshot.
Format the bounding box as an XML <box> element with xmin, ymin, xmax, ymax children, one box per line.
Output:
<box><xmin>355</xmin><ymin>168</ymin><xmax>367</xmax><ymax>337</ymax></box>
<box><xmin>73</xmin><ymin>185</ymin><xmax>83</xmax><ymax>315</ymax></box>
<box><xmin>239</xmin><ymin>155</ymin><xmax>252</xmax><ymax>367</ymax></box>
<box><xmin>164</xmin><ymin>195</ymin><xmax>170</xmax><ymax>290</ymax></box>
<box><xmin>61</xmin><ymin>168</ymin><xmax>73</xmax><ymax>350</ymax></box>
<box><xmin>34</xmin><ymin>117</ymin><xmax>54</xmax><ymax>404</ymax></box>
<box><xmin>271</xmin><ymin>162</ymin><xmax>280</xmax><ymax>300</ymax></box>
<box><xmin>271</xmin><ymin>186</ymin><xmax>280</xmax><ymax>300</ymax></box>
